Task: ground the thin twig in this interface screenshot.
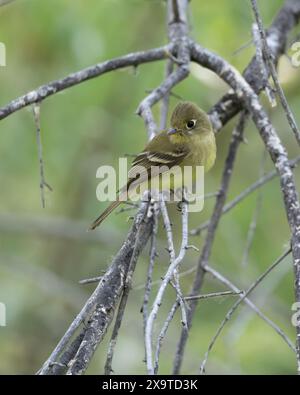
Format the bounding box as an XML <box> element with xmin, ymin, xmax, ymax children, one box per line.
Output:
<box><xmin>32</xmin><ymin>103</ymin><xmax>52</xmax><ymax>208</ymax></box>
<box><xmin>145</xmin><ymin>194</ymin><xmax>188</xmax><ymax>374</ymax></box>
<box><xmin>242</xmin><ymin>150</ymin><xmax>266</xmax><ymax>266</ymax></box>
<box><xmin>134</xmin><ymin>265</ymin><xmax>197</xmax><ymax>292</ymax></box>
<box><xmin>136</xmin><ymin>62</ymin><xmax>189</xmax><ymax>139</ymax></box>
<box><xmin>200</xmin><ymin>248</ymin><xmax>292</xmax><ymax>374</ymax></box>
<box><xmin>205</xmin><ymin>264</ymin><xmax>296</xmax><ymax>353</ymax></box>
<box><xmin>0</xmin><ymin>0</ymin><xmax>16</xmax><ymax>6</ymax></box>
<box><xmin>154</xmin><ymin>300</ymin><xmax>180</xmax><ymax>374</ymax></box>
<box><xmin>185</xmin><ymin>290</ymin><xmax>243</xmax><ymax>301</ymax></box>
<box><xmin>191</xmin><ymin>155</ymin><xmax>300</xmax><ymax>236</ymax></box>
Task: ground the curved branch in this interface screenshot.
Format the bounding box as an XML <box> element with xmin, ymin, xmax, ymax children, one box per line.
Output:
<box><xmin>0</xmin><ymin>46</ymin><xmax>172</xmax><ymax>121</ymax></box>
<box><xmin>208</xmin><ymin>0</ymin><xmax>300</xmax><ymax>131</ymax></box>
<box><xmin>200</xmin><ymin>248</ymin><xmax>292</xmax><ymax>373</ymax></box>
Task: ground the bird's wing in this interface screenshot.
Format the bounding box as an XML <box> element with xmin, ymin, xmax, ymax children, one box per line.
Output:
<box><xmin>130</xmin><ymin>150</ymin><xmax>188</xmax><ymax>171</ymax></box>
<box><xmin>126</xmin><ymin>131</ymin><xmax>190</xmax><ymax>190</ymax></box>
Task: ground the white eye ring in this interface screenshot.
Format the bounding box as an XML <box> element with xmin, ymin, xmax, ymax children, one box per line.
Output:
<box><xmin>186</xmin><ymin>119</ymin><xmax>197</xmax><ymax>129</ymax></box>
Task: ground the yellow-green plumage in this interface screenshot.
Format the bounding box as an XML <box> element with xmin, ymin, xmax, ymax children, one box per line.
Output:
<box><xmin>89</xmin><ymin>101</ymin><xmax>216</xmax><ymax>230</ymax></box>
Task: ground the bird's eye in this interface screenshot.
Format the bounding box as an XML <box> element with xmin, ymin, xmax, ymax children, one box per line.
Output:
<box><xmin>186</xmin><ymin>119</ymin><xmax>196</xmax><ymax>129</ymax></box>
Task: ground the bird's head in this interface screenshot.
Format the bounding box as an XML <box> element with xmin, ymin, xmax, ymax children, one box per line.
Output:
<box><xmin>168</xmin><ymin>102</ymin><xmax>212</xmax><ymax>143</ymax></box>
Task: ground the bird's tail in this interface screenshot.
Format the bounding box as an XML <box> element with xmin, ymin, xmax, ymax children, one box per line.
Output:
<box><xmin>88</xmin><ymin>200</ymin><xmax>122</xmax><ymax>230</ymax></box>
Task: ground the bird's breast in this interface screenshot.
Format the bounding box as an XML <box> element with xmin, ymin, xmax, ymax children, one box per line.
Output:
<box><xmin>183</xmin><ymin>132</ymin><xmax>216</xmax><ymax>172</ymax></box>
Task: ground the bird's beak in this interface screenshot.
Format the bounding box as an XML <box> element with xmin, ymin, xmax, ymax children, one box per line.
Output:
<box><xmin>167</xmin><ymin>128</ymin><xmax>178</xmax><ymax>135</ymax></box>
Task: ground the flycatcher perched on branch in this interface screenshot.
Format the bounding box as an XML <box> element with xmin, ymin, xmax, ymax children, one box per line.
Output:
<box><xmin>89</xmin><ymin>101</ymin><xmax>216</xmax><ymax>230</ymax></box>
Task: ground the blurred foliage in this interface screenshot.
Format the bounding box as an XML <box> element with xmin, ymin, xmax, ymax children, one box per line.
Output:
<box><xmin>0</xmin><ymin>0</ymin><xmax>299</xmax><ymax>374</ymax></box>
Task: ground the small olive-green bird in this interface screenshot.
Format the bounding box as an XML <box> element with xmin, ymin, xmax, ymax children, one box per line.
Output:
<box><xmin>89</xmin><ymin>101</ymin><xmax>216</xmax><ymax>230</ymax></box>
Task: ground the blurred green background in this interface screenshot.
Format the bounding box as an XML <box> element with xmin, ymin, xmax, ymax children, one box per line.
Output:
<box><xmin>0</xmin><ymin>0</ymin><xmax>299</xmax><ymax>375</ymax></box>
